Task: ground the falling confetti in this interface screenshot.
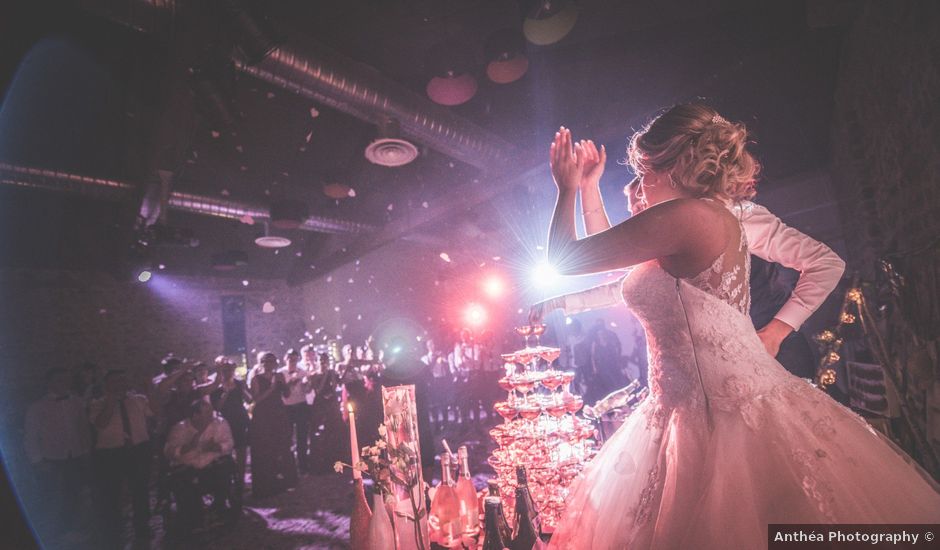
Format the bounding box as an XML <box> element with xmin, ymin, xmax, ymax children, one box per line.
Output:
<box><xmin>240</xmin><ymin>165</ymin><xmax>248</xmax><ymax>172</ymax></box>
<box><xmin>200</xmin><ymin>317</ymin><xmax>209</xmax><ymax>322</ymax></box>
<box><xmin>347</xmin><ymin>278</ymin><xmax>354</xmax><ymax>284</ymax></box>
<box><xmin>262</xmin><ymin>302</ymin><xmax>276</xmax><ymax>313</ymax></box>
<box><xmin>266</xmin><ymin>92</ymin><xmax>275</xmax><ymax>99</ymax></box>
<box><xmin>326</xmin><ymin>276</ymin><xmax>333</xmax><ymax>283</ymax></box>
<box><xmin>211</xmin><ymin>130</ymin><xmax>220</xmax><ymax>139</ymax></box>
<box><xmin>305</xmin><ymin>131</ymin><xmax>313</xmax><ymax>143</ymax></box>
<box><xmin>357</xmin><ymin>314</ymin><xmax>362</xmax><ymax>320</ymax></box>
<box><xmin>536</xmin><ymin>245</ymin><xmax>544</xmax><ymax>251</ymax></box>
<box><xmin>517</xmin><ymin>308</ymin><xmax>524</xmax><ymax>314</ymax></box>
<box><xmin>295</xmin><ymin>251</ymin><xmax>303</xmax><ymax>257</ymax></box>
<box><xmin>158</xmin><ymin>264</ymin><xmax>166</xmax><ymax>270</ymax></box>
<box><xmin>239</xmin><ymin>214</ymin><xmax>255</xmax><ymax>225</ymax></box>
<box><xmin>242</xmin><ymin>280</ymin><xmax>249</xmax><ymax>287</ymax></box>
<box><xmin>99</xmin><ymin>309</ymin><xmax>108</xmax><ymax>315</ymax></box>
<box><xmin>422</xmin><ymin>201</ymin><xmax>429</xmax><ymax>208</ymax></box>
<box><xmin>492</xmin><ymin>256</ymin><xmax>501</xmax><ymax>261</ymax></box>
<box><xmin>610</xmin><ymin>322</ymin><xmax>618</xmax><ymax>328</ymax></box>
<box><xmin>309</xmin><ymin>107</ymin><xmax>320</xmax><ymax>118</ymax></box>
<box><xmin>347</xmin><ymin>189</ymin><xmax>356</xmax><ymax>197</ymax></box>
<box><xmin>387</xmin><ymin>204</ymin><xmax>394</xmax><ymax>211</ymax></box>
<box><xmin>439</xmin><ymin>252</ymin><xmax>451</xmax><ymax>263</ymax></box>
<box><xmin>235</xmin><ymin>145</ymin><xmax>244</xmax><ymax>153</ymax></box>
<box><xmin>333</xmin><ymin>306</ymin><xmax>341</xmax><ymax>312</ymax></box>
<box><xmin>310</xmin><ymin>315</ymin><xmax>316</xmax><ymax>320</ymax></box>
<box><xmin>221</xmin><ymin>189</ymin><xmax>230</xmax><ymax>196</ymax></box>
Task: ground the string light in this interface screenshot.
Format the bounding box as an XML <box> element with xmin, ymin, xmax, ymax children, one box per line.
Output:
<box><xmin>819</xmin><ymin>369</ymin><xmax>837</xmax><ymax>386</ymax></box>
<box><xmin>846</xmin><ymin>288</ymin><xmax>863</xmax><ymax>304</ymax></box>
<box><xmin>814</xmin><ymin>281</ymin><xmax>867</xmax><ymax>390</ymax></box>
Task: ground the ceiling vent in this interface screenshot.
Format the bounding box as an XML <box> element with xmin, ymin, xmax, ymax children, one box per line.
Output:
<box><xmin>254</xmin><ymin>223</ymin><xmax>292</xmax><ymax>248</ymax></box>
<box><xmin>364</xmin><ymin>118</ymin><xmax>418</xmax><ymax>167</ymax></box>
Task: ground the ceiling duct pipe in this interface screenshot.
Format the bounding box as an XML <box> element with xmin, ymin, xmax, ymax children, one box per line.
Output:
<box><xmin>79</xmin><ymin>0</ymin><xmax>520</xmax><ymax>173</ymax></box>
<box><xmin>0</xmin><ymin>163</ymin><xmax>376</xmax><ymax>235</ymax></box>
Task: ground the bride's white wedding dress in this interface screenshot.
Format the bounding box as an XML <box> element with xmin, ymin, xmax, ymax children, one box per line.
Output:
<box><xmin>548</xmin><ymin>203</ymin><xmax>940</xmax><ymax>550</ymax></box>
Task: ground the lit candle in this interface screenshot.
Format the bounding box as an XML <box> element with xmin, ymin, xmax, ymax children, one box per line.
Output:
<box><xmin>348</xmin><ymin>403</ymin><xmax>361</xmax><ymax>479</ymax></box>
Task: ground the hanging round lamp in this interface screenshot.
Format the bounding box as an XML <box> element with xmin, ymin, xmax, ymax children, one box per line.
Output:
<box><xmin>485</xmin><ymin>28</ymin><xmax>529</xmax><ymax>84</ymax></box>
<box><xmin>523</xmin><ymin>1</ymin><xmax>579</xmax><ymax>46</ymax></box>
<box><xmin>425</xmin><ymin>43</ymin><xmax>478</xmax><ymax>106</ymax></box>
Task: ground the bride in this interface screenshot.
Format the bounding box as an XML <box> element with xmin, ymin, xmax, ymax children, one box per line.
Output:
<box><xmin>538</xmin><ymin>104</ymin><xmax>940</xmax><ymax>549</ymax></box>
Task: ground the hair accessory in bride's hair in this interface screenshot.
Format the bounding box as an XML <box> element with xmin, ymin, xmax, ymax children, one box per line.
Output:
<box><xmin>711</xmin><ymin>114</ymin><xmax>728</xmax><ymax>125</ymax></box>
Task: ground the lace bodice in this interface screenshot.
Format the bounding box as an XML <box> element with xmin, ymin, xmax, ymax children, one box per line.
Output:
<box><xmin>684</xmin><ymin>200</ymin><xmax>751</xmax><ymax>315</ymax></box>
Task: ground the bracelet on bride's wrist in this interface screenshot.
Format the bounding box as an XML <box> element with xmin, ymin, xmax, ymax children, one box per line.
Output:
<box><xmin>583</xmin><ymin>206</ymin><xmax>604</xmax><ymax>216</ymax></box>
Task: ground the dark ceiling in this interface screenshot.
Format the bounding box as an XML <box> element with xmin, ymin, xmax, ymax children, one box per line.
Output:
<box><xmin>0</xmin><ymin>0</ymin><xmax>849</xmax><ymax>283</ymax></box>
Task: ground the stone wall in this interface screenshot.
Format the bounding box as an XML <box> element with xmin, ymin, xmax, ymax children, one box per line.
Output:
<box><xmin>830</xmin><ymin>0</ymin><xmax>940</xmax><ymax>475</ymax></box>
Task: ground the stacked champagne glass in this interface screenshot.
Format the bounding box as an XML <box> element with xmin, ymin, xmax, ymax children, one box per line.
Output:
<box><xmin>488</xmin><ymin>324</ymin><xmax>598</xmax><ymax>531</ymax></box>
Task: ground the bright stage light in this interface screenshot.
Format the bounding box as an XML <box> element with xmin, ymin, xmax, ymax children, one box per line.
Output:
<box><xmin>137</xmin><ymin>270</ymin><xmax>152</xmax><ymax>283</ymax></box>
<box><xmin>464</xmin><ymin>303</ymin><xmax>487</xmax><ymax>327</ymax></box>
<box><xmin>482</xmin><ymin>274</ymin><xmax>506</xmax><ymax>299</ymax></box>
<box><xmin>532</xmin><ymin>260</ymin><xmax>560</xmax><ymax>288</ymax></box>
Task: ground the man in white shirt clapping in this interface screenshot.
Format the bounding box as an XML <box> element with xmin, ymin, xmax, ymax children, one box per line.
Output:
<box><xmin>24</xmin><ymin>367</ymin><xmax>92</xmax><ymax>539</ymax></box>
<box><xmin>164</xmin><ymin>398</ymin><xmax>235</xmax><ymax>532</ymax></box>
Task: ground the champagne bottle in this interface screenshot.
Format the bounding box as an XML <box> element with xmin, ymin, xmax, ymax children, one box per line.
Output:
<box><xmin>455</xmin><ymin>446</ymin><xmax>481</xmax><ymax>536</ymax></box>
<box><xmin>481</xmin><ymin>497</ymin><xmax>510</xmax><ymax>550</ymax></box>
<box><xmin>487</xmin><ymin>478</ymin><xmax>501</xmax><ymax>499</ymax></box>
<box><xmin>429</xmin><ymin>453</ymin><xmax>461</xmax><ymax>547</ymax></box>
<box><xmin>493</xmin><ymin>489</ymin><xmax>513</xmax><ymax>544</ymax></box>
<box><xmin>510</xmin><ymin>467</ymin><xmax>541</xmax><ymax>550</ymax></box>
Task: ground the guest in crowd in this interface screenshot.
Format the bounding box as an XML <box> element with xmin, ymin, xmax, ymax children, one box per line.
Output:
<box><xmin>24</xmin><ymin>367</ymin><xmax>92</xmax><ymax>540</ymax></box>
<box><xmin>90</xmin><ymin>369</ymin><xmax>153</xmax><ymax>543</ymax></box>
<box><xmin>586</xmin><ymin>318</ymin><xmax>628</xmax><ymax>402</ymax></box>
<box><xmin>71</xmin><ymin>361</ymin><xmax>102</xmax><ymax>407</ymax></box>
<box><xmin>340</xmin><ymin>343</ymin><xmax>383</xmax><ymax>444</ymax></box>
<box><xmin>164</xmin><ymin>398</ymin><xmax>235</xmax><ymax>533</ymax></box>
<box><xmin>280</xmin><ymin>348</ymin><xmax>314</xmax><ymax>473</ymax></box>
<box><xmin>307</xmin><ymin>350</ymin><xmax>346</xmax><ymax>474</ymax></box>
<box><xmin>450</xmin><ymin>328</ymin><xmax>481</xmax><ymax>425</ymax></box>
<box><xmin>248</xmin><ymin>351</ymin><xmax>296</xmax><ymax>498</ymax></box>
<box><xmin>477</xmin><ymin>330</ymin><xmax>503</xmax><ymax>423</ymax></box>
<box><xmin>210</xmin><ymin>356</ymin><xmax>250</xmax><ymax>509</ymax></box>
<box><xmin>421</xmin><ymin>338</ymin><xmax>453</xmax><ymax>430</ymax></box>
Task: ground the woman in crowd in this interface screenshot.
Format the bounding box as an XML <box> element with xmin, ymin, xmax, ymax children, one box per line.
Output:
<box><xmin>211</xmin><ymin>356</ymin><xmax>250</xmax><ymax>508</ymax></box>
<box><xmin>247</xmin><ymin>352</ymin><xmax>296</xmax><ymax>499</ymax></box>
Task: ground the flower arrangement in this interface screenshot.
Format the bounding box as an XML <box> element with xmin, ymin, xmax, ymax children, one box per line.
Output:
<box><xmin>334</xmin><ymin>422</ymin><xmax>427</xmax><ymax>550</ymax></box>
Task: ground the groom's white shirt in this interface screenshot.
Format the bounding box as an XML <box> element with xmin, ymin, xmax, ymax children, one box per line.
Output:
<box><xmin>560</xmin><ymin>201</ymin><xmax>846</xmax><ymax>331</ymax></box>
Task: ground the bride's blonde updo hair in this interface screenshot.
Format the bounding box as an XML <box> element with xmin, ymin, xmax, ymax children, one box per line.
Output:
<box><xmin>627</xmin><ymin>104</ymin><xmax>760</xmax><ymax>201</ymax></box>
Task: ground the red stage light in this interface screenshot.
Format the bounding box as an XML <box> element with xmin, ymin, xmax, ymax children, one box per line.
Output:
<box><xmin>482</xmin><ymin>275</ymin><xmax>505</xmax><ymax>299</ymax></box>
<box><xmin>464</xmin><ymin>303</ymin><xmax>487</xmax><ymax>327</ymax></box>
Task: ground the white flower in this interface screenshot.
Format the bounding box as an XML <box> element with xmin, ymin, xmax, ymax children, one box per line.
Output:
<box><xmin>333</xmin><ymin>461</ymin><xmax>344</xmax><ymax>474</ymax></box>
<box><xmin>377</xmin><ymin>424</ymin><xmax>387</xmax><ymax>438</ymax></box>
<box><xmin>376</xmin><ymin>440</ymin><xmax>387</xmax><ymax>450</ymax></box>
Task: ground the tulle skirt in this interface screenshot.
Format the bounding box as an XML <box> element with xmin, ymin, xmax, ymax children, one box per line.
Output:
<box><xmin>548</xmin><ymin>378</ymin><xmax>940</xmax><ymax>550</ymax></box>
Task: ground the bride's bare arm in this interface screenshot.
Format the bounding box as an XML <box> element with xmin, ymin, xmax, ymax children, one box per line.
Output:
<box><xmin>547</xmin><ymin>127</ymin><xmax>722</xmax><ymax>276</ymax></box>
<box><xmin>578</xmin><ymin>140</ymin><xmax>612</xmax><ymax>236</ymax></box>
<box><xmin>548</xmin><ymin>196</ymin><xmax>715</xmax><ymax>275</ymax></box>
